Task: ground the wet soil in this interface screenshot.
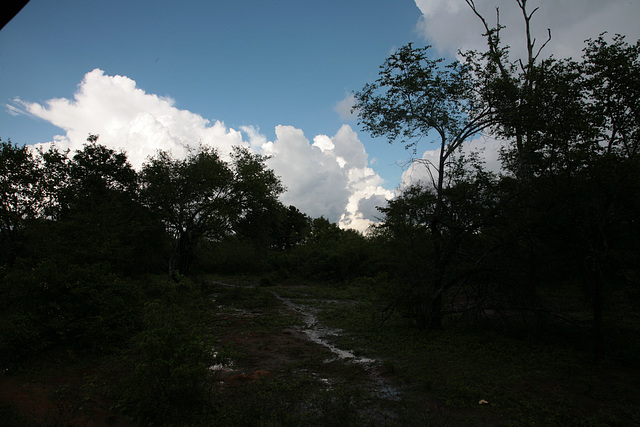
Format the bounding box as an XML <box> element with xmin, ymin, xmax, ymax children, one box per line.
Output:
<box><xmin>0</xmin><ymin>353</ymin><xmax>133</xmax><ymax>426</ymax></box>
<box><xmin>208</xmin><ymin>285</ymin><xmax>405</xmax><ymax>422</ymax></box>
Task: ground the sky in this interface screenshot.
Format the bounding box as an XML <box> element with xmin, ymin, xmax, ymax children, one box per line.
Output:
<box><xmin>1</xmin><ymin>0</ymin><xmax>639</xmax><ymax>232</ymax></box>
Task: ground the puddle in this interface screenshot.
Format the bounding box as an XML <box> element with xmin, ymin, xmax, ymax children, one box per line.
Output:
<box><xmin>271</xmin><ymin>291</ymin><xmax>401</xmax><ymax>401</ymax></box>
<box><xmin>208</xmin><ymin>281</ymin><xmax>402</xmax><ymax>402</ymax></box>
<box><xmin>208</xmin><ymin>350</ymin><xmax>235</xmax><ymax>373</ymax></box>
<box><xmin>273</xmin><ymin>293</ymin><xmax>374</xmax><ymax>364</ymax></box>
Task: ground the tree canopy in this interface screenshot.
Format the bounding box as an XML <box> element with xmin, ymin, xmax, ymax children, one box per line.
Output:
<box><xmin>140</xmin><ymin>145</ymin><xmax>285</xmax><ymax>275</ymax></box>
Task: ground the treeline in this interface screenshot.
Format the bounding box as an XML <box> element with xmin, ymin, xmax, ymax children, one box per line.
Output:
<box><xmin>0</xmin><ymin>138</ymin><xmax>294</xmax><ymax>275</ymax></box>
<box><xmin>2</xmin><ymin>30</ymin><xmax>640</xmax><ymax>370</ymax></box>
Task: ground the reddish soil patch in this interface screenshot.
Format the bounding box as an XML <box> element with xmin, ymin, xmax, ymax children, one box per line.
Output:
<box><xmin>0</xmin><ymin>365</ymin><xmax>132</xmax><ymax>426</ymax></box>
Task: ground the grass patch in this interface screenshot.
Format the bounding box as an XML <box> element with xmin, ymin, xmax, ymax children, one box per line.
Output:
<box><xmin>299</xmin><ymin>287</ymin><xmax>640</xmax><ymax>426</ymax></box>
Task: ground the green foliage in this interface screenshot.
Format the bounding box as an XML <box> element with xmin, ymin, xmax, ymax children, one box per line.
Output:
<box><xmin>0</xmin><ymin>139</ymin><xmax>43</xmax><ymax>265</ymax></box>
<box><xmin>2</xmin><ymin>18</ymin><xmax>640</xmax><ymax>423</ymax></box>
<box><xmin>274</xmin><ymin>219</ymin><xmax>375</xmax><ymax>282</ymax></box>
<box><xmin>0</xmin><ymin>262</ymin><xmax>141</xmax><ymax>366</ymax></box>
<box><xmin>140</xmin><ymin>145</ymin><xmax>285</xmax><ymax>275</ymax></box>
<box><xmin>354</xmin><ymin>43</ymin><xmax>497</xmax><ymax>328</ymax></box>
<box><xmin>0</xmin><ymin>138</ymin><xmax>165</xmax><ymax>275</ymax></box>
<box><xmin>121</xmin><ymin>276</ymin><xmax>213</xmax><ymax>424</ymax></box>
<box><xmin>353</xmin><ymin>43</ymin><xmax>491</xmax><ymax>155</ymax></box>
<box><xmin>68</xmin><ymin>141</ymin><xmax>138</xmax><ymax>197</ymax></box>
<box><xmin>485</xmin><ymin>33</ymin><xmax>640</xmax><ymax>359</ymax></box>
<box><xmin>354</xmin><ymin>4</ymin><xmax>640</xmax><ymax>361</ymax></box>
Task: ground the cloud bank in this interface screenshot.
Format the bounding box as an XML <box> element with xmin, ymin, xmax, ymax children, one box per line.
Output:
<box><xmin>7</xmin><ymin>69</ymin><xmax>391</xmax><ymax>233</ymax></box>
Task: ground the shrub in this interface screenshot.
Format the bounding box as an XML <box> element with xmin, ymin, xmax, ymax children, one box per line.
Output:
<box><xmin>0</xmin><ymin>261</ymin><xmax>141</xmax><ymax>364</ymax></box>
<box><xmin>121</xmin><ymin>277</ymin><xmax>214</xmax><ymax>424</ymax></box>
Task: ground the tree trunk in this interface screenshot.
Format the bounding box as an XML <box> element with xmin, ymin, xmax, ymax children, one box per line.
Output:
<box><xmin>590</xmin><ymin>252</ymin><xmax>605</xmax><ymax>361</ymax></box>
<box><xmin>429</xmin><ymin>292</ymin><xmax>443</xmax><ymax>329</ymax></box>
<box><xmin>175</xmin><ymin>230</ymin><xmax>192</xmax><ymax>277</ymax></box>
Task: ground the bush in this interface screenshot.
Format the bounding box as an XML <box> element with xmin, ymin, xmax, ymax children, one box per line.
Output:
<box><xmin>0</xmin><ymin>312</ymin><xmax>44</xmax><ymax>367</ymax></box>
<box><xmin>121</xmin><ymin>276</ymin><xmax>214</xmax><ymax>424</ymax></box>
<box><xmin>0</xmin><ymin>261</ymin><xmax>141</xmax><ymax>365</ymax></box>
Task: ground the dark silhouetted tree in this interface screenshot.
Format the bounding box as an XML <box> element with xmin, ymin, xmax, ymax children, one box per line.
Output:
<box><xmin>354</xmin><ymin>43</ymin><xmax>492</xmax><ymax>327</ymax></box>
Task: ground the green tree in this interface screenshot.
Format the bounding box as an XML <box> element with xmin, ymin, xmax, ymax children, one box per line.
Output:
<box><xmin>375</xmin><ymin>156</ymin><xmax>500</xmax><ymax>327</ymax></box>
<box><xmin>560</xmin><ymin>35</ymin><xmax>640</xmax><ymax>360</ymax></box>
<box><xmin>141</xmin><ymin>145</ymin><xmax>284</xmax><ymax>276</ymax></box>
<box><xmin>272</xmin><ymin>204</ymin><xmax>309</xmax><ymax>251</ymax></box>
<box><xmin>466</xmin><ymin>0</ymin><xmax>640</xmax><ymax>359</ymax></box>
<box><xmin>354</xmin><ymin>44</ymin><xmax>493</xmax><ymax>327</ymax></box>
<box><xmin>230</xmin><ymin>146</ymin><xmax>286</xmax><ymax>257</ymax></box>
<box><xmin>141</xmin><ymin>146</ymin><xmax>234</xmax><ymax>276</ymax></box>
<box><xmin>33</xmin><ymin>138</ymin><xmax>161</xmax><ymax>274</ymax></box>
<box><xmin>0</xmin><ymin>139</ymin><xmax>43</xmax><ymax>265</ymax></box>
<box><xmin>69</xmin><ymin>137</ymin><xmax>138</xmax><ymax>196</ymax></box>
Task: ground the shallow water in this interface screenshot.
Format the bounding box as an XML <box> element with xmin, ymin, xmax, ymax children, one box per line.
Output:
<box><xmin>274</xmin><ymin>294</ymin><xmax>375</xmax><ymax>364</ymax></box>
<box><xmin>271</xmin><ymin>291</ymin><xmax>401</xmax><ymax>401</ymax></box>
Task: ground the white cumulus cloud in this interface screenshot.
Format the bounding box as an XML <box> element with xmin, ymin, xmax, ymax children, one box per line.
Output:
<box><xmin>12</xmin><ymin>68</ymin><xmax>246</xmax><ymax>167</ymax></box>
<box><xmin>9</xmin><ymin>69</ymin><xmax>391</xmax><ymax>233</ymax></box>
<box><xmin>264</xmin><ymin>124</ymin><xmax>393</xmax><ymax>231</ymax></box>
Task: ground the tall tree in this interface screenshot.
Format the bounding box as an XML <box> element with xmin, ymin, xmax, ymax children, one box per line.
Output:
<box><xmin>354</xmin><ymin>44</ymin><xmax>493</xmax><ymax>327</ymax></box>
<box><xmin>466</xmin><ymin>1</ymin><xmax>640</xmax><ymax>359</ymax></box>
<box><xmin>570</xmin><ymin>35</ymin><xmax>640</xmax><ymax>360</ymax></box>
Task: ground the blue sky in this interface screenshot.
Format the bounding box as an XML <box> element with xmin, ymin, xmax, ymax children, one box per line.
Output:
<box><xmin>2</xmin><ymin>0</ymin><xmax>639</xmax><ymax>231</ymax></box>
<box><xmin>1</xmin><ymin>0</ymin><xmax>420</xmax><ymax>175</ymax></box>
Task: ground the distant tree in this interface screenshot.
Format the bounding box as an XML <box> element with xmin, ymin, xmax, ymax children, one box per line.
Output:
<box><xmin>274</xmin><ymin>204</ymin><xmax>309</xmax><ymax>250</ymax></box>
<box><xmin>235</xmin><ymin>202</ymin><xmax>308</xmax><ymax>256</ymax></box>
<box><xmin>140</xmin><ymin>145</ymin><xmax>284</xmax><ymax>276</ymax></box>
<box><xmin>306</xmin><ymin>216</ymin><xmax>341</xmax><ymax>244</ymax></box>
<box><xmin>0</xmin><ymin>139</ymin><xmax>43</xmax><ymax>265</ymax></box>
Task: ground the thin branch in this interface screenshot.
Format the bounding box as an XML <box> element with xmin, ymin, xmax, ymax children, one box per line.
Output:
<box><xmin>534</xmin><ymin>28</ymin><xmax>552</xmax><ymax>62</ymax></box>
<box><xmin>464</xmin><ymin>0</ymin><xmax>509</xmax><ymax>80</ymax></box>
